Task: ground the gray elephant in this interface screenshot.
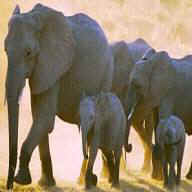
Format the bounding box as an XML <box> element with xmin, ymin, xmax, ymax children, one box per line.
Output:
<box><xmin>125</xmin><ymin>48</ymin><xmax>192</xmax><ymax>180</ymax></box>
<box><xmin>79</xmin><ymin>92</ymin><xmax>127</xmax><ymax>188</ymax></box>
<box><xmin>78</xmin><ymin>38</ymin><xmax>154</xmax><ymax>184</ymax></box>
<box><xmin>5</xmin><ymin>4</ymin><xmax>114</xmax><ymax>189</ymax></box>
<box><xmin>153</xmin><ymin>115</ymin><xmax>185</xmax><ymax>190</ymax></box>
<box><xmin>111</xmin><ymin>39</ymin><xmax>154</xmax><ymax>173</ymax></box>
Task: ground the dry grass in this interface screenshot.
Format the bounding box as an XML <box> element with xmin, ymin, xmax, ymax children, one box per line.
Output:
<box><xmin>0</xmin><ymin>171</ymin><xmax>192</xmax><ymax>192</ymax></box>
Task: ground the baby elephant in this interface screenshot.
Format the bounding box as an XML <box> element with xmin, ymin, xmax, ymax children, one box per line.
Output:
<box><xmin>153</xmin><ymin>115</ymin><xmax>186</xmax><ymax>190</ymax></box>
<box><xmin>79</xmin><ymin>92</ymin><xmax>129</xmax><ymax>189</ymax></box>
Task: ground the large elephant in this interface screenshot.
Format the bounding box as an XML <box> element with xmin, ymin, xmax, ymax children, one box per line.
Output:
<box><xmin>5</xmin><ymin>4</ymin><xmax>113</xmax><ymax>189</ymax></box>
<box><xmin>125</xmin><ymin>48</ymin><xmax>192</xmax><ymax>180</ymax></box>
<box><xmin>77</xmin><ymin>38</ymin><xmax>154</xmax><ymax>184</ymax></box>
<box><xmin>111</xmin><ymin>39</ymin><xmax>154</xmax><ymax>173</ymax></box>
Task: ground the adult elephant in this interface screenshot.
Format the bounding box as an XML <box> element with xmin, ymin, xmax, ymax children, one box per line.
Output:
<box><xmin>5</xmin><ymin>4</ymin><xmax>113</xmax><ymax>189</ymax></box>
<box><xmin>125</xmin><ymin>48</ymin><xmax>192</xmax><ymax>180</ymax></box>
<box><xmin>111</xmin><ymin>39</ymin><xmax>154</xmax><ymax>173</ymax></box>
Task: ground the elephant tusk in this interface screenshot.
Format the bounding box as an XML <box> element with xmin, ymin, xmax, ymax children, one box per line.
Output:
<box><xmin>127</xmin><ymin>102</ymin><xmax>137</xmax><ymax>121</ymax></box>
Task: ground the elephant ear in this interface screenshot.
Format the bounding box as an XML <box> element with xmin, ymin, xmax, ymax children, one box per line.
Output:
<box><xmin>149</xmin><ymin>51</ymin><xmax>175</xmax><ymax>105</ymax></box>
<box><xmin>29</xmin><ymin>4</ymin><xmax>75</xmax><ymax>94</ymax></box>
<box><xmin>112</xmin><ymin>41</ymin><xmax>133</xmax><ymax>92</ymax></box>
<box><xmin>12</xmin><ymin>5</ymin><xmax>21</xmax><ymax>15</ymax></box>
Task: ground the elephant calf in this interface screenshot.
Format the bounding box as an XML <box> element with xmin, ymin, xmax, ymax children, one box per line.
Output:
<box><xmin>153</xmin><ymin>115</ymin><xmax>186</xmax><ymax>190</ymax></box>
<box><xmin>79</xmin><ymin>92</ymin><xmax>130</xmax><ymax>189</ymax></box>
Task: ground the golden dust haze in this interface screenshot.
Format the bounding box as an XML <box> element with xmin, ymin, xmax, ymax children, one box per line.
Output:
<box><xmin>0</xmin><ymin>0</ymin><xmax>192</xmax><ymax>191</ymax></box>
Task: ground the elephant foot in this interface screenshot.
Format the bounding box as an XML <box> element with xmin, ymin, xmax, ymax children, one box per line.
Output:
<box><xmin>108</xmin><ymin>176</ymin><xmax>113</xmax><ymax>184</ymax></box>
<box><xmin>151</xmin><ymin>164</ymin><xmax>163</xmax><ymax>181</ymax></box>
<box><xmin>77</xmin><ymin>175</ymin><xmax>85</xmax><ymax>185</ymax></box>
<box><xmin>163</xmin><ymin>179</ymin><xmax>168</xmax><ymax>189</ymax></box>
<box><xmin>141</xmin><ymin>164</ymin><xmax>151</xmax><ymax>174</ymax></box>
<box><xmin>100</xmin><ymin>167</ymin><xmax>110</xmax><ymax>179</ymax></box>
<box><xmin>176</xmin><ymin>176</ymin><xmax>180</xmax><ymax>186</ymax></box>
<box><xmin>125</xmin><ymin>144</ymin><xmax>132</xmax><ymax>153</ymax></box>
<box><xmin>85</xmin><ymin>173</ymin><xmax>97</xmax><ymax>189</ymax></box>
<box><xmin>151</xmin><ymin>157</ymin><xmax>163</xmax><ymax>180</ymax></box>
<box><xmin>166</xmin><ymin>184</ymin><xmax>176</xmax><ymax>192</ymax></box>
<box><xmin>14</xmin><ymin>167</ymin><xmax>32</xmax><ymax>185</ymax></box>
<box><xmin>186</xmin><ymin>171</ymin><xmax>192</xmax><ymax>180</ymax></box>
<box><xmin>38</xmin><ymin>175</ymin><xmax>56</xmax><ymax>187</ymax></box>
<box><xmin>152</xmin><ymin>171</ymin><xmax>163</xmax><ymax>181</ymax></box>
<box><xmin>111</xmin><ymin>181</ymin><xmax>120</xmax><ymax>189</ymax></box>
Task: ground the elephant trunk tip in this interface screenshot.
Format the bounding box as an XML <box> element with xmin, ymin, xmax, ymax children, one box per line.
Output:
<box><xmin>125</xmin><ymin>143</ymin><xmax>132</xmax><ymax>153</ymax></box>
<box><xmin>84</xmin><ymin>154</ymin><xmax>88</xmax><ymax>160</ymax></box>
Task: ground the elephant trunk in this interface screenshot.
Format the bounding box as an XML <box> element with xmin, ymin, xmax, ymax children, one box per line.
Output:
<box><xmin>81</xmin><ymin>124</ymin><xmax>89</xmax><ymax>160</ymax></box>
<box><xmin>124</xmin><ymin>120</ymin><xmax>132</xmax><ymax>153</ymax></box>
<box><xmin>124</xmin><ymin>90</ymin><xmax>137</xmax><ymax>153</ymax></box>
<box><xmin>6</xmin><ymin>62</ymin><xmax>25</xmax><ymax>189</ymax></box>
<box><xmin>7</xmin><ymin>98</ymin><xmax>19</xmax><ymax>189</ymax></box>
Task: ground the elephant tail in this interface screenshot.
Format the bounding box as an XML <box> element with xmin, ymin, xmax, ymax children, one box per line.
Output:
<box><xmin>81</xmin><ymin>125</ymin><xmax>88</xmax><ymax>160</ymax></box>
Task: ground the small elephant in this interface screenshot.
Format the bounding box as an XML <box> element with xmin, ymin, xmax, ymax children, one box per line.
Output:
<box><xmin>79</xmin><ymin>92</ymin><xmax>129</xmax><ymax>189</ymax></box>
<box><xmin>153</xmin><ymin>115</ymin><xmax>186</xmax><ymax>190</ymax></box>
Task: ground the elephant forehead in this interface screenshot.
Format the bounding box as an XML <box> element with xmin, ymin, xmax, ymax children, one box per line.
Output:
<box><xmin>6</xmin><ymin>16</ymin><xmax>34</xmax><ymax>49</ymax></box>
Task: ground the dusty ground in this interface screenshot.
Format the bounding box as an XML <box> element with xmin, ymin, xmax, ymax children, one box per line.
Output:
<box><xmin>0</xmin><ymin>86</ymin><xmax>192</xmax><ymax>191</ymax></box>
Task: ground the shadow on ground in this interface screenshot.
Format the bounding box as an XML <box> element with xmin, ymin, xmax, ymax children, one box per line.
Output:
<box><xmin>0</xmin><ymin>172</ymin><xmax>192</xmax><ymax>191</ymax></box>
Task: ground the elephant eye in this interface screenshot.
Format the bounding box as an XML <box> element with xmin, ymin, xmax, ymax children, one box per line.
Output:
<box><xmin>142</xmin><ymin>57</ymin><xmax>147</xmax><ymax>61</ymax></box>
<box><xmin>90</xmin><ymin>114</ymin><xmax>94</xmax><ymax>120</ymax></box>
<box><xmin>132</xmin><ymin>81</ymin><xmax>142</xmax><ymax>91</ymax></box>
<box><xmin>25</xmin><ymin>48</ymin><xmax>32</xmax><ymax>58</ymax></box>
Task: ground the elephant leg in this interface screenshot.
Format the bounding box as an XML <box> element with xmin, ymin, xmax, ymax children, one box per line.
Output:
<box><xmin>15</xmin><ymin>82</ymin><xmax>59</xmax><ymax>185</ymax></box>
<box><xmin>38</xmin><ymin>135</ymin><xmax>56</xmax><ymax>187</ymax></box>
<box><xmin>152</xmin><ymin>155</ymin><xmax>163</xmax><ymax>181</ymax></box>
<box><xmin>162</xmin><ymin>160</ymin><xmax>168</xmax><ymax>188</ymax></box>
<box><xmin>15</xmin><ymin>122</ymin><xmax>50</xmax><ymax>185</ymax></box>
<box><xmin>120</xmin><ymin>152</ymin><xmax>127</xmax><ymax>172</ymax></box>
<box><xmin>142</xmin><ymin>114</ymin><xmax>153</xmax><ymax>173</ymax></box>
<box><xmin>152</xmin><ymin>108</ymin><xmax>163</xmax><ymax>180</ymax></box>
<box><xmin>85</xmin><ymin>146</ymin><xmax>98</xmax><ymax>189</ymax></box>
<box><xmin>168</xmin><ymin>163</ymin><xmax>176</xmax><ymax>190</ymax></box>
<box><xmin>112</xmin><ymin>149</ymin><xmax>121</xmax><ymax>188</ymax></box>
<box><xmin>186</xmin><ymin>162</ymin><xmax>192</xmax><ymax>180</ymax></box>
<box><xmin>102</xmin><ymin>149</ymin><xmax>115</xmax><ymax>183</ymax></box>
<box><xmin>176</xmin><ymin>157</ymin><xmax>182</xmax><ymax>185</ymax></box>
<box><xmin>132</xmin><ymin>119</ymin><xmax>152</xmax><ymax>174</ymax></box>
<box><xmin>101</xmin><ymin>152</ymin><xmax>127</xmax><ymax>179</ymax></box>
<box><xmin>100</xmin><ymin>153</ymin><xmax>110</xmax><ymax>179</ymax></box>
<box><xmin>77</xmin><ymin>159</ymin><xmax>88</xmax><ymax>185</ymax></box>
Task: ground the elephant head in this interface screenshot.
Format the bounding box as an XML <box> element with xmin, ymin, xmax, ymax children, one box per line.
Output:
<box><xmin>79</xmin><ymin>95</ymin><xmax>96</xmax><ymax>159</ymax></box>
<box><xmin>125</xmin><ymin>49</ymin><xmax>176</xmax><ymax>121</ymax></box>
<box><xmin>5</xmin><ymin>4</ymin><xmax>75</xmax><ymax>189</ymax></box>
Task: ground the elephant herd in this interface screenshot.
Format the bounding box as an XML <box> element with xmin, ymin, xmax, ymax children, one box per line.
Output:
<box><xmin>3</xmin><ymin>3</ymin><xmax>192</xmax><ymax>191</ymax></box>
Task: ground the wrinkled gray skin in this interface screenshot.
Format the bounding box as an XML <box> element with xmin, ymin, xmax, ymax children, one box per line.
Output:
<box><xmin>5</xmin><ymin>4</ymin><xmax>113</xmax><ymax>189</ymax></box>
<box><xmin>111</xmin><ymin>39</ymin><xmax>154</xmax><ymax>173</ymax></box>
<box><xmin>125</xmin><ymin>48</ymin><xmax>192</xmax><ymax>180</ymax></box>
<box><xmin>153</xmin><ymin>115</ymin><xmax>185</xmax><ymax>190</ymax></box>
<box><xmin>79</xmin><ymin>92</ymin><xmax>126</xmax><ymax>188</ymax></box>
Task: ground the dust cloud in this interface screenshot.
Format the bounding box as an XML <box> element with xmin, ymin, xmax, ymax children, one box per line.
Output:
<box><xmin>0</xmin><ymin>0</ymin><xmax>192</xmax><ymax>191</ymax></box>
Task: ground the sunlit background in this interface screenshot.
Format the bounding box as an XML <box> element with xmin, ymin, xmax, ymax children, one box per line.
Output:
<box><xmin>0</xmin><ymin>0</ymin><xmax>192</xmax><ymax>190</ymax></box>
